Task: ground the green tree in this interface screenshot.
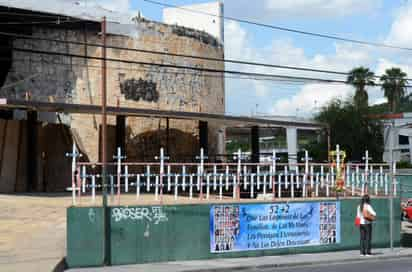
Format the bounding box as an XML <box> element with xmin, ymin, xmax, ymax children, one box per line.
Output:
<box><xmin>380</xmin><ymin>67</ymin><xmax>407</xmax><ymax>113</ymax></box>
<box><xmin>347</xmin><ymin>67</ymin><xmax>375</xmax><ymax>110</ymax></box>
<box><xmin>305</xmin><ymin>99</ymin><xmax>383</xmax><ymax>162</ymax></box>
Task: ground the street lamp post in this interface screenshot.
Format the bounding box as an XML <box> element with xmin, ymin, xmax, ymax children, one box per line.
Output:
<box><xmin>387</xmin><ymin>120</ymin><xmax>395</xmax><ymax>251</ymax></box>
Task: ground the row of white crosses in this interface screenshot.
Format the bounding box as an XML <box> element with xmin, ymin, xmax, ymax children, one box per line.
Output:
<box><xmin>67</xmin><ymin>144</ymin><xmax>395</xmax><ymax>205</ymax></box>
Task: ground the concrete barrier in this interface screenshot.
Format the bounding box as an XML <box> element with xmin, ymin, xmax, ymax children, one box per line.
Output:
<box><xmin>66</xmin><ymin>197</ymin><xmax>400</xmax><ymax>268</ymax></box>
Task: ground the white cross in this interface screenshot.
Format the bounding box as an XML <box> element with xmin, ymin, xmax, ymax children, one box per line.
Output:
<box><xmin>65</xmin><ymin>143</ymin><xmax>82</xmax><ymax>160</ymax></box>
<box><xmin>300</xmin><ymin>150</ymin><xmax>312</xmax><ymax>174</ymax></box>
<box><xmin>196</xmin><ymin>148</ymin><xmax>208</xmax><ymax>174</ymax></box>
<box><xmin>113</xmin><ymin>147</ymin><xmax>127</xmax><ymax>160</ymax></box>
<box><xmin>113</xmin><ymin>147</ymin><xmax>127</xmax><ymax>203</ymax></box>
<box><xmin>272</xmin><ymin>150</ymin><xmax>280</xmax><ymax>162</ymax></box>
<box><xmin>155</xmin><ymin>148</ymin><xmax>169</xmax><ymax>174</ymax></box>
<box><xmin>155</xmin><ymin>148</ymin><xmax>170</xmax><ymax>202</ymax></box>
<box><xmin>232</xmin><ymin>149</ymin><xmax>245</xmax><ymax>199</ymax></box>
<box><xmin>362</xmin><ymin>150</ymin><xmax>372</xmax><ymax>174</ymax></box>
<box><xmin>113</xmin><ymin>147</ymin><xmax>127</xmax><ymax>174</ymax></box>
<box><xmin>233</xmin><ymin>149</ymin><xmax>245</xmax><ymax>172</ymax></box>
<box><xmin>272</xmin><ymin>149</ymin><xmax>280</xmax><ymax>173</ymax></box>
<box><xmin>65</xmin><ymin>143</ymin><xmax>82</xmax><ymax>205</ymax></box>
<box><xmin>195</xmin><ymin>148</ymin><xmax>208</xmax><ymax>199</ymax></box>
<box><xmin>336</xmin><ymin>145</ymin><xmax>340</xmax><ymax>170</ymax></box>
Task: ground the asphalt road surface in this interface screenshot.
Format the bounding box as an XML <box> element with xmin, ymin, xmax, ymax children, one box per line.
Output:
<box><xmin>254</xmin><ymin>258</ymin><xmax>412</xmax><ymax>272</ymax></box>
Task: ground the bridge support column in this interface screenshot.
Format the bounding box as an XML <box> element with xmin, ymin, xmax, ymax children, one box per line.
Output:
<box><xmin>251</xmin><ymin>126</ymin><xmax>259</xmax><ymax>163</ymax></box>
<box><xmin>287</xmin><ymin>127</ymin><xmax>297</xmax><ymax>165</ymax></box>
<box><xmin>116</xmin><ymin>116</ymin><xmax>126</xmax><ymax>153</ymax></box>
<box><xmin>199</xmin><ymin>121</ymin><xmax>208</xmax><ymax>156</ymax></box>
<box><xmin>383</xmin><ymin>126</ymin><xmax>399</xmax><ymax>163</ymax></box>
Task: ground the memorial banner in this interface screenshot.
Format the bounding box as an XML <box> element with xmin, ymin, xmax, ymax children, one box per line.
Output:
<box><xmin>210</xmin><ymin>202</ymin><xmax>340</xmax><ymax>253</ymax></box>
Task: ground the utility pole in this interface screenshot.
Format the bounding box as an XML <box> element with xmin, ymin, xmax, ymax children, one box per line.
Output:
<box><xmin>100</xmin><ymin>16</ymin><xmax>109</xmax><ymax>265</ymax></box>
<box><xmin>389</xmin><ymin>120</ymin><xmax>394</xmax><ymax>251</ymax></box>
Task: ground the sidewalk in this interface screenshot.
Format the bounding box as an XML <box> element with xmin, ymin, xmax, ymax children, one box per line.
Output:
<box><xmin>67</xmin><ymin>248</ymin><xmax>412</xmax><ymax>272</ymax></box>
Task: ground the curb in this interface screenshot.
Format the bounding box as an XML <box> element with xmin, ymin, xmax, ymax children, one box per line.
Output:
<box><xmin>183</xmin><ymin>253</ymin><xmax>412</xmax><ymax>272</ymax></box>
<box><xmin>53</xmin><ymin>257</ymin><xmax>67</xmax><ymax>272</ymax></box>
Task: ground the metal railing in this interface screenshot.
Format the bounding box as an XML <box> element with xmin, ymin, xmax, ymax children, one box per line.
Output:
<box><xmin>67</xmin><ymin>145</ymin><xmax>397</xmax><ymax>206</ymax></box>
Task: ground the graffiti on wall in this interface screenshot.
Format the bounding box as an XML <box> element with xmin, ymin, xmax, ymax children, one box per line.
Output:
<box><xmin>145</xmin><ymin>66</ymin><xmax>204</xmax><ymax>108</ymax></box>
<box><xmin>120</xmin><ymin>78</ymin><xmax>159</xmax><ymax>102</ymax></box>
<box><xmin>88</xmin><ymin>208</ymin><xmax>96</xmax><ymax>223</ymax></box>
<box><xmin>112</xmin><ymin>207</ymin><xmax>168</xmax><ymax>224</ymax></box>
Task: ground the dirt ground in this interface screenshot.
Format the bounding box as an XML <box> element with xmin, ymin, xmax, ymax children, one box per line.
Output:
<box><xmin>0</xmin><ymin>193</ymin><xmax>69</xmax><ymax>272</ymax></box>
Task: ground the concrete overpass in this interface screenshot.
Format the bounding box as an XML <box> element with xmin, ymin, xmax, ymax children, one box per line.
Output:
<box><xmin>226</xmin><ymin>114</ymin><xmax>327</xmax><ymax>163</ymax></box>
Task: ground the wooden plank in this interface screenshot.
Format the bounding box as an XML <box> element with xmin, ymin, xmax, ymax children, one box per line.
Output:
<box><xmin>15</xmin><ymin>121</ymin><xmax>27</xmax><ymax>192</ymax></box>
<box><xmin>14</xmin><ymin>121</ymin><xmax>22</xmax><ymax>192</ymax></box>
<box><xmin>0</xmin><ymin>120</ymin><xmax>19</xmax><ymax>193</ymax></box>
<box><xmin>0</xmin><ymin>119</ymin><xmax>8</xmax><ymax>173</ymax></box>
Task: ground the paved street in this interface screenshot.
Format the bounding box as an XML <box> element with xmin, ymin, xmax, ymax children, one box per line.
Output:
<box><xmin>68</xmin><ymin>257</ymin><xmax>412</xmax><ymax>272</ymax></box>
<box><xmin>256</xmin><ymin>258</ymin><xmax>412</xmax><ymax>272</ymax></box>
<box><xmin>67</xmin><ymin>248</ymin><xmax>412</xmax><ymax>272</ymax></box>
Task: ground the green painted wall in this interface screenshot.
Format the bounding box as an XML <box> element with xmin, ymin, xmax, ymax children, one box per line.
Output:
<box><xmin>66</xmin><ymin>198</ymin><xmax>401</xmax><ymax>268</ymax></box>
<box><xmin>398</xmin><ymin>175</ymin><xmax>412</xmax><ymax>199</ymax></box>
<box><xmin>66</xmin><ymin>207</ymin><xmax>105</xmax><ymax>267</ymax></box>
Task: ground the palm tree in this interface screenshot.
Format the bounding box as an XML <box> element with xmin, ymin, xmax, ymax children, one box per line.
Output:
<box><xmin>380</xmin><ymin>67</ymin><xmax>407</xmax><ymax>113</ymax></box>
<box><xmin>347</xmin><ymin>67</ymin><xmax>375</xmax><ymax>110</ymax></box>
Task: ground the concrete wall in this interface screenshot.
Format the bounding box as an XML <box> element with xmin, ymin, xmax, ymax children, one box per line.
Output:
<box><xmin>66</xmin><ymin>197</ymin><xmax>401</xmax><ymax>268</ymax></box>
<box><xmin>2</xmin><ymin>18</ymin><xmax>225</xmax><ymax>162</ymax></box>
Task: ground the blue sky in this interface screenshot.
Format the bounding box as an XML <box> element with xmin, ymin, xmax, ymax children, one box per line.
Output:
<box><xmin>93</xmin><ymin>0</ymin><xmax>412</xmax><ymax>117</ymax></box>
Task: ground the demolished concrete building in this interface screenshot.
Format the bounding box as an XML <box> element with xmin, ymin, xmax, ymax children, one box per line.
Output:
<box><xmin>0</xmin><ymin>0</ymin><xmax>225</xmax><ymax>192</ymax></box>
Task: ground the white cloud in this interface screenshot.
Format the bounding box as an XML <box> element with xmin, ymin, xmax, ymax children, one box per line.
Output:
<box><xmin>75</xmin><ymin>0</ymin><xmax>130</xmax><ymax>13</ymax></box>
<box><xmin>269</xmin><ymin>81</ymin><xmax>390</xmax><ymax>117</ymax></box>
<box><xmin>94</xmin><ymin>0</ymin><xmax>130</xmax><ymax>13</ymax></box>
<box><xmin>225</xmin><ymin>0</ymin><xmax>381</xmax><ymax>20</ymax></box>
<box><xmin>386</xmin><ymin>2</ymin><xmax>412</xmax><ymax>48</ymax></box>
<box><xmin>226</xmin><ymin>21</ymin><xmax>372</xmax><ymax>75</ymax></box>
<box><xmin>224</xmin><ymin>21</ymin><xmax>377</xmax><ymax>115</ymax></box>
<box><xmin>4</xmin><ymin>0</ymin><xmax>140</xmax><ymax>23</ymax></box>
<box><xmin>271</xmin><ymin>84</ymin><xmax>354</xmax><ymax>116</ymax></box>
<box><xmin>372</xmin><ymin>97</ymin><xmax>387</xmax><ymax>105</ymax></box>
<box><xmin>73</xmin><ymin>0</ymin><xmax>139</xmax><ymax>22</ymax></box>
<box><xmin>265</xmin><ymin>0</ymin><xmax>381</xmax><ymax>18</ymax></box>
<box><xmin>373</xmin><ymin>58</ymin><xmax>412</xmax><ymax>99</ymax></box>
<box><xmin>224</xmin><ymin>21</ymin><xmax>252</xmax><ymax>60</ymax></box>
<box><xmin>375</xmin><ymin>58</ymin><xmax>412</xmax><ymax>78</ymax></box>
<box><xmin>369</xmin><ymin>86</ymin><xmax>387</xmax><ymax>105</ymax></box>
